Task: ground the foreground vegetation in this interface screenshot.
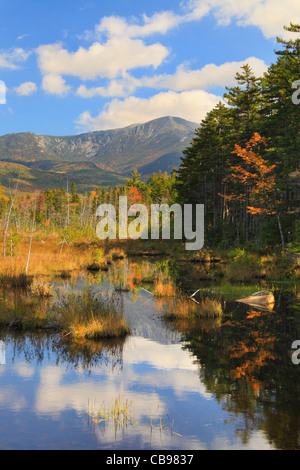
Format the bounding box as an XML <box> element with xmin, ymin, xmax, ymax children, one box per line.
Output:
<box><xmin>0</xmin><ymin>24</ymin><xmax>298</xmax><ymax>348</ymax></box>
<box><xmin>0</xmin><ymin>284</ymin><xmax>130</xmax><ymax>341</ymax></box>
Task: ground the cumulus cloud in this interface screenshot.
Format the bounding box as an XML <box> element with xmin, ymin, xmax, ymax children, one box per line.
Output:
<box><xmin>76</xmin><ymin>74</ymin><xmax>140</xmax><ymax>98</ymax></box>
<box><xmin>85</xmin><ymin>1</ymin><xmax>300</xmax><ymax>42</ymax></box>
<box><xmin>76</xmin><ymin>56</ymin><xmax>268</xmax><ymax>99</ymax></box>
<box><xmin>36</xmin><ymin>38</ymin><xmax>169</xmax><ymax>83</ymax></box>
<box><xmin>143</xmin><ymin>57</ymin><xmax>269</xmax><ymax>92</ymax></box>
<box><xmin>42</xmin><ymin>74</ymin><xmax>71</xmax><ymax>96</ymax></box>
<box><xmin>14</xmin><ymin>81</ymin><xmax>38</xmax><ymax>96</ymax></box>
<box><xmin>95</xmin><ymin>11</ymin><xmax>186</xmax><ymax>39</ymax></box>
<box><xmin>0</xmin><ymin>48</ymin><xmax>31</xmax><ymax>69</ymax></box>
<box><xmin>76</xmin><ymin>89</ymin><xmax>222</xmax><ymax>131</ymax></box>
<box><xmin>187</xmin><ymin>0</ymin><xmax>300</xmax><ymax>39</ymax></box>
<box><xmin>32</xmin><ymin>0</ymin><xmax>299</xmax><ymax>131</ymax></box>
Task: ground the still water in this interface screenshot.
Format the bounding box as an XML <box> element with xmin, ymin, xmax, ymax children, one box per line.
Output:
<box><xmin>0</xmin><ymin>259</ymin><xmax>299</xmax><ymax>450</ymax></box>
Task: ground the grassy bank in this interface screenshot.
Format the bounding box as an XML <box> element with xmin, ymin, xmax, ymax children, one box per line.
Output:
<box><xmin>164</xmin><ymin>296</ymin><xmax>223</xmax><ymax>320</ymax></box>
<box><xmin>0</xmin><ymin>286</ymin><xmax>130</xmax><ymax>341</ymax></box>
<box><xmin>0</xmin><ymin>232</ymin><xmax>298</xmax><ymax>281</ymax></box>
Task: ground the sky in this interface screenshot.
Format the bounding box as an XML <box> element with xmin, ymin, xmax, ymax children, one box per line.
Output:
<box><xmin>0</xmin><ymin>0</ymin><xmax>299</xmax><ymax>136</ymax></box>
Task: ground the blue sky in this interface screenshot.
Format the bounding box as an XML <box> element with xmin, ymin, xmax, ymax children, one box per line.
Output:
<box><xmin>0</xmin><ymin>0</ymin><xmax>299</xmax><ymax>136</ymax></box>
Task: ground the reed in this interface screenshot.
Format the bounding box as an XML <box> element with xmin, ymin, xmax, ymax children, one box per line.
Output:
<box><xmin>154</xmin><ymin>275</ymin><xmax>176</xmax><ymax>298</ymax></box>
<box><xmin>107</xmin><ymin>248</ymin><xmax>127</xmax><ymax>260</ymax></box>
<box><xmin>0</xmin><ymin>287</ymin><xmax>130</xmax><ymax>340</ymax></box>
<box><xmin>88</xmin><ymin>396</ymin><xmax>137</xmax><ymax>428</ymax></box>
<box><xmin>54</xmin><ymin>288</ymin><xmax>130</xmax><ymax>340</ymax></box>
<box><xmin>164</xmin><ymin>296</ymin><xmax>222</xmax><ymax>319</ymax></box>
<box><xmin>28</xmin><ymin>278</ymin><xmax>53</xmax><ymax>298</ymax></box>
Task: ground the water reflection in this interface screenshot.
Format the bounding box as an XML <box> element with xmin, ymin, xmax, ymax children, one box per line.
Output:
<box><xmin>0</xmin><ymin>258</ymin><xmax>298</xmax><ymax>449</ymax></box>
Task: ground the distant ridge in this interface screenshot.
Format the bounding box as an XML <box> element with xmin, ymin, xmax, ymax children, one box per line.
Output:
<box><xmin>0</xmin><ymin>116</ymin><xmax>197</xmax><ymax>191</ymax></box>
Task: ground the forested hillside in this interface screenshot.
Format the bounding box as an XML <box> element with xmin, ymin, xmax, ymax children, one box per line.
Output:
<box><xmin>176</xmin><ymin>24</ymin><xmax>300</xmax><ymax>249</ymax></box>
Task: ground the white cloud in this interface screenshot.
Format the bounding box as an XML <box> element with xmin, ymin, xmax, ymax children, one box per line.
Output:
<box><xmin>143</xmin><ymin>57</ymin><xmax>268</xmax><ymax>91</ymax></box>
<box><xmin>17</xmin><ymin>33</ymin><xmax>31</xmax><ymax>41</ymax></box>
<box><xmin>187</xmin><ymin>0</ymin><xmax>300</xmax><ymax>39</ymax></box>
<box><xmin>42</xmin><ymin>74</ymin><xmax>71</xmax><ymax>96</ymax></box>
<box><xmin>95</xmin><ymin>11</ymin><xmax>186</xmax><ymax>39</ymax></box>
<box><xmin>0</xmin><ymin>48</ymin><xmax>31</xmax><ymax>69</ymax></box>
<box><xmin>75</xmin><ymin>56</ymin><xmax>268</xmax><ymax>100</ymax></box>
<box><xmin>84</xmin><ymin>1</ymin><xmax>300</xmax><ymax>43</ymax></box>
<box><xmin>36</xmin><ymin>39</ymin><xmax>169</xmax><ymax>83</ymax></box>
<box><xmin>76</xmin><ymin>74</ymin><xmax>141</xmax><ymax>98</ymax></box>
<box><xmin>14</xmin><ymin>81</ymin><xmax>38</xmax><ymax>96</ymax></box>
<box><xmin>76</xmin><ymin>89</ymin><xmax>222</xmax><ymax>131</ymax></box>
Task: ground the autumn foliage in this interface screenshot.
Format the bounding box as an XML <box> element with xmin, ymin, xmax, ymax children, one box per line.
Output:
<box><xmin>221</xmin><ymin>133</ymin><xmax>278</xmax><ymax>216</ymax></box>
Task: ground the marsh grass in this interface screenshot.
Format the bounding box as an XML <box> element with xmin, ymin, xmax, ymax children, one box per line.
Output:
<box><xmin>87</xmin><ymin>397</ymin><xmax>181</xmax><ymax>437</ymax></box>
<box><xmin>107</xmin><ymin>248</ymin><xmax>127</xmax><ymax>260</ymax></box>
<box><xmin>0</xmin><ymin>294</ymin><xmax>54</xmax><ymax>330</ymax></box>
<box><xmin>164</xmin><ymin>296</ymin><xmax>222</xmax><ymax>319</ymax></box>
<box><xmin>88</xmin><ymin>396</ymin><xmax>137</xmax><ymax>428</ymax></box>
<box><xmin>0</xmin><ymin>272</ymin><xmax>33</xmax><ymax>289</ymax></box>
<box><xmin>197</xmin><ymin>283</ymin><xmax>263</xmax><ymax>300</ymax></box>
<box><xmin>54</xmin><ymin>288</ymin><xmax>130</xmax><ymax>340</ymax></box>
<box><xmin>0</xmin><ymin>286</ymin><xmax>130</xmax><ymax>340</ymax></box>
<box><xmin>28</xmin><ymin>278</ymin><xmax>53</xmax><ymax>298</ymax></box>
<box><xmin>149</xmin><ymin>411</ymin><xmax>182</xmax><ymax>437</ymax></box>
<box><xmin>0</xmin><ymin>238</ymin><xmax>94</xmax><ymax>277</ymax></box>
<box><xmin>154</xmin><ymin>275</ymin><xmax>176</xmax><ymax>298</ymax></box>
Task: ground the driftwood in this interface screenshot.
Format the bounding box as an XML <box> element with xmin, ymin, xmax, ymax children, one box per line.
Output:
<box><xmin>236</xmin><ymin>291</ymin><xmax>275</xmax><ymax>309</ymax></box>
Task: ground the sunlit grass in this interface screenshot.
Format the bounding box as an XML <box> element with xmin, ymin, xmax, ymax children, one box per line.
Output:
<box><xmin>164</xmin><ymin>296</ymin><xmax>222</xmax><ymax>319</ymax></box>
<box><xmin>54</xmin><ymin>288</ymin><xmax>130</xmax><ymax>340</ymax></box>
<box><xmin>0</xmin><ymin>287</ymin><xmax>130</xmax><ymax>340</ymax></box>
<box><xmin>87</xmin><ymin>396</ymin><xmax>182</xmax><ymax>437</ymax></box>
<box><xmin>197</xmin><ymin>283</ymin><xmax>263</xmax><ymax>300</ymax></box>
<box><xmin>0</xmin><ymin>272</ymin><xmax>33</xmax><ymax>289</ymax></box>
<box><xmin>154</xmin><ymin>275</ymin><xmax>176</xmax><ymax>298</ymax></box>
<box><xmin>88</xmin><ymin>396</ymin><xmax>137</xmax><ymax>428</ymax></box>
<box><xmin>107</xmin><ymin>248</ymin><xmax>127</xmax><ymax>260</ymax></box>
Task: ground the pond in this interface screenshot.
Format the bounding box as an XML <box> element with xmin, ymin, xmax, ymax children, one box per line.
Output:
<box><xmin>0</xmin><ymin>258</ymin><xmax>299</xmax><ymax>450</ymax></box>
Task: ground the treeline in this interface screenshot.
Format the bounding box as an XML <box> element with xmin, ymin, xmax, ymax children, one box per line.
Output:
<box><xmin>0</xmin><ymin>168</ymin><xmax>178</xmax><ymax>254</ymax></box>
<box><xmin>1</xmin><ymin>25</ymin><xmax>299</xmax><ymax>253</ymax></box>
<box><xmin>176</xmin><ymin>24</ymin><xmax>300</xmax><ymax>249</ymax></box>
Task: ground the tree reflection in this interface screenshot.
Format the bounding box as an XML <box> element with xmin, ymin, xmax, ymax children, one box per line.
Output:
<box><xmin>176</xmin><ymin>294</ymin><xmax>300</xmax><ymax>450</ymax></box>
<box><xmin>0</xmin><ymin>331</ymin><xmax>126</xmax><ymax>372</ymax></box>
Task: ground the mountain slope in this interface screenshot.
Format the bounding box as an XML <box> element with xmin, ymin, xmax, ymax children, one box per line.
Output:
<box><xmin>0</xmin><ymin>161</ymin><xmax>126</xmax><ymax>193</ymax></box>
<box><xmin>0</xmin><ymin>116</ymin><xmax>197</xmax><ymax>176</ymax></box>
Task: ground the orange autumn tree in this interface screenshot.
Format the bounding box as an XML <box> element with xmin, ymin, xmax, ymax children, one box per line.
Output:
<box><xmin>221</xmin><ymin>133</ymin><xmax>285</xmax><ymax>247</ymax></box>
<box><xmin>127</xmin><ymin>186</ymin><xmax>143</xmax><ymax>205</ymax></box>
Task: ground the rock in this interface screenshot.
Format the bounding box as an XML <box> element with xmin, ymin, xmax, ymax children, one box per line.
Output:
<box><xmin>237</xmin><ymin>291</ymin><xmax>275</xmax><ymax>308</ymax></box>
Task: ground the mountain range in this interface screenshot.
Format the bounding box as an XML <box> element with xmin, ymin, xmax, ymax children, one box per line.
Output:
<box><xmin>0</xmin><ymin>116</ymin><xmax>197</xmax><ymax>192</ymax></box>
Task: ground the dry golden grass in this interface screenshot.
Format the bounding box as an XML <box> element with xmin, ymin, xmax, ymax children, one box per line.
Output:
<box><xmin>54</xmin><ymin>288</ymin><xmax>130</xmax><ymax>340</ymax></box>
<box><xmin>0</xmin><ymin>238</ymin><xmax>93</xmax><ymax>276</ymax></box>
<box><xmin>107</xmin><ymin>248</ymin><xmax>127</xmax><ymax>260</ymax></box>
<box><xmin>28</xmin><ymin>278</ymin><xmax>53</xmax><ymax>298</ymax></box>
<box><xmin>0</xmin><ymin>283</ymin><xmax>130</xmax><ymax>340</ymax></box>
<box><xmin>71</xmin><ymin>316</ymin><xmax>130</xmax><ymax>341</ymax></box>
<box><xmin>154</xmin><ymin>276</ymin><xmax>176</xmax><ymax>298</ymax></box>
<box><xmin>165</xmin><ymin>297</ymin><xmax>223</xmax><ymax>319</ymax></box>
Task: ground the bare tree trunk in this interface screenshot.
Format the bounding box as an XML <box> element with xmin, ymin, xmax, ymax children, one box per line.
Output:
<box><xmin>26</xmin><ymin>208</ymin><xmax>36</xmax><ymax>275</ymax></box>
<box><xmin>66</xmin><ymin>176</ymin><xmax>70</xmax><ymax>228</ymax></box>
<box><xmin>276</xmin><ymin>213</ymin><xmax>285</xmax><ymax>249</ymax></box>
<box><xmin>3</xmin><ymin>176</ymin><xmax>20</xmax><ymax>259</ymax></box>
